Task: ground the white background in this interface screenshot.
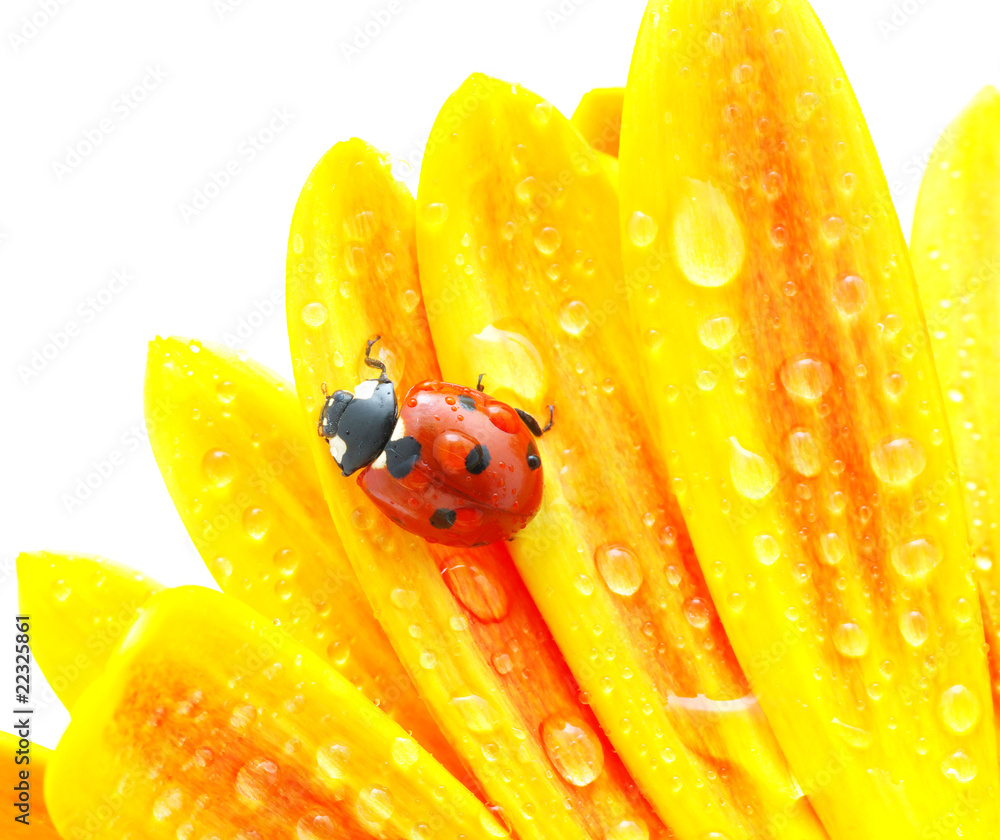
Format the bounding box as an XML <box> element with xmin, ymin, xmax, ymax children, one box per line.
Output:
<box><xmin>2</xmin><ymin>0</ymin><xmax>997</xmax><ymax>748</ymax></box>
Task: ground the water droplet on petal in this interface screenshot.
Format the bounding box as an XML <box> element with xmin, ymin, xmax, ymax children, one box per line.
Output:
<box><xmin>819</xmin><ymin>532</ymin><xmax>846</xmax><ymax>566</ymax></box>
<box><xmin>534</xmin><ymin>226</ymin><xmax>561</xmax><ymax>255</ymax></box>
<box><xmin>753</xmin><ymin>534</ymin><xmax>780</xmax><ymax>566</ymax></box>
<box><xmin>356</xmin><ymin>787</ymin><xmax>394</xmax><ymax>826</ymax></box>
<box><xmin>728</xmin><ymin>437</ymin><xmax>779</xmax><ymax>500</ymax></box>
<box><xmin>831</xmin><ymin>718</ymin><xmax>871</xmax><ymax>749</ymax></box>
<box><xmin>595</xmin><ymin>545</ymin><xmax>643</xmax><ymax>596</ymax></box>
<box><xmin>442</xmin><ymin>559</ymin><xmax>510</xmax><ymax>622</ymax></box>
<box><xmin>391</xmin><ymin>737</ymin><xmax>420</xmax><ymax>768</ymax></box>
<box><xmin>235</xmin><ymin>757</ymin><xmax>279</xmax><ymax>804</ymax></box>
<box><xmin>420</xmin><ymin>202</ymin><xmax>449</xmax><ymax>226</ymax></box>
<box><xmin>628</xmin><ymin>212</ymin><xmax>658</xmax><ymax>247</ymax></box>
<box><xmin>559</xmin><ymin>301</ymin><xmax>590</xmax><ymax>336</ymax></box>
<box><xmin>832</xmin><ymin>274</ymin><xmax>867</xmax><ymax>316</ymax></box>
<box><xmin>450</xmin><ymin>694</ymin><xmax>498</xmax><ymax>732</ymax></box>
<box><xmin>780</xmin><ymin>355</ymin><xmax>833</xmax><ymax>401</ymax></box>
<box><xmin>939</xmin><ymin>685</ymin><xmax>980</xmax><ymax>734</ymax></box>
<box><xmin>683</xmin><ymin>597</ymin><xmax>711</xmax><ymax>629</ymax></box>
<box><xmin>871</xmin><ymin>436</ymin><xmax>926</xmax><ymax>486</ymax></box>
<box><xmin>891</xmin><ymin>537</ymin><xmax>941</xmax><ymax>580</ymax></box>
<box><xmin>243</xmin><ymin>507</ymin><xmax>270</xmax><ymax>540</ymax></box>
<box><xmin>540</xmin><ymin>714</ymin><xmax>605</xmax><ymax>786</ymax></box>
<box><xmin>941</xmin><ymin>750</ymin><xmax>977</xmax><ymax>783</ymax></box>
<box><xmin>697</xmin><ymin>316</ymin><xmax>736</xmax><ymax>349</ymax></box>
<box><xmin>316</xmin><ymin>744</ymin><xmax>351</xmax><ymax>779</ymax></box>
<box><xmin>202</xmin><ymin>449</ymin><xmax>234</xmax><ymax>489</ymax></box>
<box><xmin>787</xmin><ymin>428</ymin><xmax>821</xmax><ymax>476</ymax></box>
<box><xmin>672</xmin><ymin>179</ymin><xmax>746</xmax><ymax>287</ymax></box>
<box><xmin>301</xmin><ymin>302</ymin><xmax>328</xmax><ymax>327</ymax></box>
<box><xmin>899</xmin><ymin>610</ymin><xmax>929</xmax><ymax>647</ymax></box>
<box><xmin>833</xmin><ymin>623</ymin><xmax>868</xmax><ymax>657</ymax></box>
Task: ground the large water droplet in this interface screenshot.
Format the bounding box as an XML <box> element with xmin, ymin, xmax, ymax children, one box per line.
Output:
<box><xmin>819</xmin><ymin>532</ymin><xmax>846</xmax><ymax>566</ymax></box>
<box><xmin>728</xmin><ymin>437</ymin><xmax>779</xmax><ymax>500</ymax></box>
<box><xmin>628</xmin><ymin>212</ymin><xmax>658</xmax><ymax>247</ymax></box>
<box><xmin>316</xmin><ymin>744</ymin><xmax>351</xmax><ymax>779</ymax></box>
<box><xmin>450</xmin><ymin>694</ymin><xmax>499</xmax><ymax>732</ymax></box>
<box><xmin>871</xmin><ymin>436</ymin><xmax>926</xmax><ymax>486</ymax></box>
<box><xmin>941</xmin><ymin>750</ymin><xmax>977</xmax><ymax>783</ymax></box>
<box><xmin>753</xmin><ymin>534</ymin><xmax>780</xmax><ymax>566</ymax></box>
<box><xmin>391</xmin><ymin>737</ymin><xmax>420</xmax><ymax>768</ymax></box>
<box><xmin>559</xmin><ymin>301</ymin><xmax>590</xmax><ymax>336</ymax></box>
<box><xmin>833</xmin><ymin>623</ymin><xmax>868</xmax><ymax>657</ymax></box>
<box><xmin>891</xmin><ymin>537</ymin><xmax>941</xmax><ymax>580</ymax></box>
<box><xmin>202</xmin><ymin>449</ymin><xmax>235</xmax><ymax>488</ymax></box>
<box><xmin>672</xmin><ymin>179</ymin><xmax>746</xmax><ymax>287</ymax></box>
<box><xmin>297</xmin><ymin>812</ymin><xmax>338</xmax><ymax>840</ymax></box>
<box><xmin>787</xmin><ymin>428</ymin><xmax>821</xmax><ymax>477</ymax></box>
<box><xmin>301</xmin><ymin>302</ymin><xmax>328</xmax><ymax>328</ymax></box>
<box><xmin>683</xmin><ymin>597</ymin><xmax>711</xmax><ymax>629</ymax></box>
<box><xmin>152</xmin><ymin>787</ymin><xmax>184</xmax><ymax>821</ymax></box>
<box><xmin>420</xmin><ymin>202</ymin><xmax>449</xmax><ymax>226</ymax></box>
<box><xmin>832</xmin><ymin>274</ymin><xmax>867</xmax><ymax>316</ymax></box>
<box><xmin>595</xmin><ymin>544</ymin><xmax>643</xmax><ymax>596</ymax></box>
<box><xmin>465</xmin><ymin>323</ymin><xmax>547</xmax><ymax>407</ymax></box>
<box><xmin>540</xmin><ymin>714</ymin><xmax>605</xmax><ymax>787</ymax></box>
<box><xmin>243</xmin><ymin>507</ymin><xmax>270</xmax><ymax>540</ymax></box>
<box><xmin>697</xmin><ymin>316</ymin><xmax>736</xmax><ymax>349</ymax></box>
<box><xmin>939</xmin><ymin>685</ymin><xmax>980</xmax><ymax>734</ymax></box>
<box><xmin>534</xmin><ymin>226</ymin><xmax>561</xmax><ymax>255</ymax></box>
<box><xmin>235</xmin><ymin>757</ymin><xmax>279</xmax><ymax>804</ymax></box>
<box><xmin>899</xmin><ymin>610</ymin><xmax>929</xmax><ymax>647</ymax></box>
<box><xmin>607</xmin><ymin>820</ymin><xmax>650</xmax><ymax>840</ymax></box>
<box><xmin>441</xmin><ymin>559</ymin><xmax>510</xmax><ymax>622</ymax></box>
<box><xmin>780</xmin><ymin>355</ymin><xmax>833</xmax><ymax>401</ymax></box>
<box><xmin>356</xmin><ymin>787</ymin><xmax>394</xmax><ymax>825</ymax></box>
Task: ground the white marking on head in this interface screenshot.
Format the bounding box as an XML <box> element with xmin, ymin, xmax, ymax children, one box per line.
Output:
<box><xmin>390</xmin><ymin>417</ymin><xmax>406</xmax><ymax>441</ymax></box>
<box><xmin>354</xmin><ymin>379</ymin><xmax>378</xmax><ymax>400</ymax></box>
<box><xmin>329</xmin><ymin>435</ymin><xmax>347</xmax><ymax>464</ymax></box>
<box><xmin>371</xmin><ymin>451</ymin><xmax>387</xmax><ymax>469</ymax></box>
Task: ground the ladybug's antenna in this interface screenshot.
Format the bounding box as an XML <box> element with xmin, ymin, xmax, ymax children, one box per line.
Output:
<box><xmin>364</xmin><ymin>335</ymin><xmax>389</xmax><ymax>382</ymax></box>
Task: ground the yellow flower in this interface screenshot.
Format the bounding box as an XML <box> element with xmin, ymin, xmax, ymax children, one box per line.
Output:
<box><xmin>14</xmin><ymin>2</ymin><xmax>1000</xmax><ymax>839</ymax></box>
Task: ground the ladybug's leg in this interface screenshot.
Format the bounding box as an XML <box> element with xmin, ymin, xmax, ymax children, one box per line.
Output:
<box><xmin>477</xmin><ymin>373</ymin><xmax>486</xmax><ymax>392</ymax></box>
<box><xmin>516</xmin><ymin>405</ymin><xmax>555</xmax><ymax>437</ymax></box>
<box><xmin>364</xmin><ymin>335</ymin><xmax>389</xmax><ymax>382</ymax></box>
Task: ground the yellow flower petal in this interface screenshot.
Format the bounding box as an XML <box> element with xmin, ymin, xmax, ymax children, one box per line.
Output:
<box><xmin>912</xmin><ymin>85</ymin><xmax>1000</xmax><ymax>743</ymax></box>
<box><xmin>416</xmin><ymin>72</ymin><xmax>826</xmax><ymax>840</ymax></box>
<box><xmin>16</xmin><ymin>550</ymin><xmax>162</xmax><ymax>710</ymax></box>
<box><xmin>620</xmin><ymin>1</ymin><xmax>999</xmax><ymax>837</ymax></box>
<box><xmin>287</xmin><ymin>138</ymin><xmax>664</xmax><ymax>840</ymax></box>
<box><xmin>144</xmin><ymin>335</ymin><xmax>461</xmax><ymax>777</ymax></box>
<box><xmin>46</xmin><ymin>586</ymin><xmax>499</xmax><ymax>840</ymax></box>
<box><xmin>572</xmin><ymin>86</ymin><xmax>624</xmax><ymax>157</ymax></box>
<box><xmin>1</xmin><ymin>731</ymin><xmax>59</xmax><ymax>838</ymax></box>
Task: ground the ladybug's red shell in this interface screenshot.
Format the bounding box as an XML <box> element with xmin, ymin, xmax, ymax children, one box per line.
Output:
<box><xmin>358</xmin><ymin>381</ymin><xmax>543</xmax><ymax>546</ymax></box>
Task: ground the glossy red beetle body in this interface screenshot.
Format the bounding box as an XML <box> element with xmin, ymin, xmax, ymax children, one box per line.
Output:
<box><xmin>318</xmin><ymin>338</ymin><xmax>553</xmax><ymax>547</ymax></box>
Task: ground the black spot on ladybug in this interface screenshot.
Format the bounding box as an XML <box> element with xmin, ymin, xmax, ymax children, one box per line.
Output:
<box><xmin>458</xmin><ymin>394</ymin><xmax>476</xmax><ymax>412</ymax></box>
<box><xmin>526</xmin><ymin>440</ymin><xmax>541</xmax><ymax>471</ymax></box>
<box><xmin>465</xmin><ymin>443</ymin><xmax>491</xmax><ymax>475</ymax></box>
<box><xmin>430</xmin><ymin>508</ymin><xmax>457</xmax><ymax>529</ymax></box>
<box><xmin>385</xmin><ymin>436</ymin><xmax>421</xmax><ymax>479</ymax></box>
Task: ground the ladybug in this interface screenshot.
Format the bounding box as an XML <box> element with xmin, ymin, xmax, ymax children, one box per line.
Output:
<box><xmin>318</xmin><ymin>336</ymin><xmax>553</xmax><ymax>546</ymax></box>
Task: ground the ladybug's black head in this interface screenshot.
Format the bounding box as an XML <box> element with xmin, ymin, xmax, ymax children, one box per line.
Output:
<box><xmin>317</xmin><ymin>336</ymin><xmax>397</xmax><ymax>476</ymax></box>
<box><xmin>319</xmin><ymin>378</ymin><xmax>397</xmax><ymax>476</ymax></box>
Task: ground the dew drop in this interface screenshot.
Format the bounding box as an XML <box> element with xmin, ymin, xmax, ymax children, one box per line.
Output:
<box><xmin>450</xmin><ymin>694</ymin><xmax>499</xmax><ymax>732</ymax></box>
<box><xmin>316</xmin><ymin>744</ymin><xmax>351</xmax><ymax>779</ymax></box>
<box><xmin>683</xmin><ymin>597</ymin><xmax>711</xmax><ymax>629</ymax></box>
<box><xmin>890</xmin><ymin>537</ymin><xmax>941</xmax><ymax>580</ymax></box>
<box><xmin>607</xmin><ymin>820</ymin><xmax>650</xmax><ymax>840</ymax></box>
<box><xmin>832</xmin><ymin>274</ymin><xmax>867</xmax><ymax>316</ymax></box>
<box><xmin>540</xmin><ymin>714</ymin><xmax>605</xmax><ymax>787</ymax></box>
<box><xmin>819</xmin><ymin>532</ymin><xmax>846</xmax><ymax>566</ymax></box>
<box><xmin>831</xmin><ymin>718</ymin><xmax>871</xmax><ymax>749</ymax></box>
<box><xmin>628</xmin><ymin>212</ymin><xmax>659</xmax><ymax>248</ymax></box>
<box><xmin>941</xmin><ymin>750</ymin><xmax>977</xmax><ymax>783</ymax></box>
<box><xmin>356</xmin><ymin>787</ymin><xmax>394</xmax><ymax>825</ymax></box>
<box><xmin>243</xmin><ymin>507</ymin><xmax>270</xmax><ymax>540</ymax></box>
<box><xmin>420</xmin><ymin>202</ymin><xmax>449</xmax><ymax>226</ymax></box>
<box><xmin>672</xmin><ymin>179</ymin><xmax>746</xmax><ymax>287</ymax></box>
<box><xmin>728</xmin><ymin>437</ymin><xmax>779</xmax><ymax>500</ymax></box>
<box><xmin>899</xmin><ymin>610</ymin><xmax>929</xmax><ymax>647</ymax></box>
<box><xmin>202</xmin><ymin>449</ymin><xmax>235</xmax><ymax>488</ymax></box>
<box><xmin>939</xmin><ymin>685</ymin><xmax>980</xmax><ymax>734</ymax></box>
<box><xmin>301</xmin><ymin>302</ymin><xmax>328</xmax><ymax>328</ymax></box>
<box><xmin>786</xmin><ymin>428</ymin><xmax>821</xmax><ymax>477</ymax></box>
<box><xmin>821</xmin><ymin>216</ymin><xmax>847</xmax><ymax>245</ymax></box>
<box><xmin>780</xmin><ymin>355</ymin><xmax>833</xmax><ymax>401</ymax></box>
<box><xmin>753</xmin><ymin>534</ymin><xmax>780</xmax><ymax>566</ymax></box>
<box><xmin>833</xmin><ymin>623</ymin><xmax>868</xmax><ymax>657</ymax></box>
<box><xmin>871</xmin><ymin>436</ymin><xmax>926</xmax><ymax>486</ymax></box>
<box><xmin>559</xmin><ymin>301</ymin><xmax>590</xmax><ymax>336</ymax></box>
<box><xmin>235</xmin><ymin>757</ymin><xmax>279</xmax><ymax>804</ymax></box>
<box><xmin>697</xmin><ymin>316</ymin><xmax>736</xmax><ymax>349</ymax></box>
<box><xmin>152</xmin><ymin>787</ymin><xmax>183</xmax><ymax>821</ymax></box>
<box><xmin>442</xmin><ymin>559</ymin><xmax>510</xmax><ymax>622</ymax></box>
<box><xmin>391</xmin><ymin>737</ymin><xmax>420</xmax><ymax>768</ymax></box>
<box><xmin>534</xmin><ymin>226</ymin><xmax>561</xmax><ymax>255</ymax></box>
<box><xmin>594</xmin><ymin>544</ymin><xmax>643</xmax><ymax>596</ymax></box>
<box><xmin>296</xmin><ymin>813</ymin><xmax>338</xmax><ymax>840</ymax></box>
<box><xmin>51</xmin><ymin>579</ymin><xmax>71</xmax><ymax>602</ymax></box>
